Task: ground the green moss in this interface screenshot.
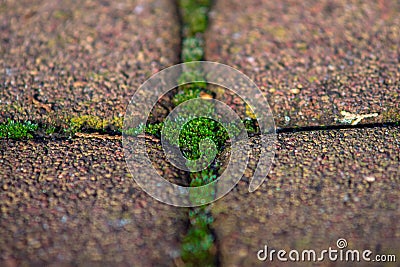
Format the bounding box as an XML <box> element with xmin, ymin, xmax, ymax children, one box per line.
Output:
<box><xmin>243</xmin><ymin>118</ymin><xmax>260</xmax><ymax>134</ymax></box>
<box><xmin>177</xmin><ymin>118</ymin><xmax>224</xmax><ymax>266</ymax></box>
<box><xmin>45</xmin><ymin>125</ymin><xmax>56</xmax><ymax>135</ymax></box>
<box><xmin>174</xmin><ymin>0</ymin><xmax>217</xmax><ymax>264</ymax></box>
<box><xmin>122</xmin><ymin>123</ymin><xmax>145</xmax><ymax>137</ymax></box>
<box><xmin>171</xmin><ymin>117</ymin><xmax>223</xmax><ymax>266</ymax></box>
<box><xmin>179</xmin><ymin>0</ymin><xmax>211</xmax><ymax>36</ymax></box>
<box><xmin>178</xmin><ymin>117</ymin><xmax>229</xmax><ymax>160</ymax></box>
<box><xmin>181</xmin><ymin>206</ymin><xmax>216</xmax><ymax>267</ymax></box>
<box><xmin>122</xmin><ymin>122</ymin><xmax>164</xmax><ymax>137</ymax></box>
<box><xmin>0</xmin><ymin>119</ymin><xmax>38</xmax><ymax>139</ymax></box>
<box><xmin>173</xmin><ymin>73</ymin><xmax>208</xmax><ymax>106</ymax></box>
<box><xmin>182</xmin><ymin>37</ymin><xmax>204</xmax><ymax>62</ymax></box>
<box><xmin>190</xmin><ymin>168</ymin><xmax>217</xmax><ymax>187</ymax></box>
<box><xmin>112</xmin><ymin>116</ymin><xmax>124</xmax><ymax>130</ymax></box>
<box><xmin>145</xmin><ymin>122</ymin><xmax>163</xmax><ymax>137</ymax></box>
<box><xmin>69</xmin><ymin>115</ymin><xmax>108</xmax><ymax>133</ymax></box>
<box><xmin>172</xmin><ymin>87</ymin><xmax>202</xmax><ymax>106</ymax></box>
<box><xmin>68</xmin><ymin>115</ymin><xmax>124</xmax><ymax>134</ymax></box>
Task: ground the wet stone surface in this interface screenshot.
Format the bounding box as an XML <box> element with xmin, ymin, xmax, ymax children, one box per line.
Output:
<box><xmin>211</xmin><ymin>126</ymin><xmax>400</xmax><ymax>266</ymax></box>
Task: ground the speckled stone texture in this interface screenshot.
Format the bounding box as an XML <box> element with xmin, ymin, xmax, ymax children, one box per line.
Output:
<box><xmin>0</xmin><ymin>138</ymin><xmax>187</xmax><ymax>266</ymax></box>
<box><xmin>1</xmin><ymin>0</ymin><xmax>180</xmax><ymax>126</ymax></box>
<box><xmin>211</xmin><ymin>126</ymin><xmax>400</xmax><ymax>266</ymax></box>
<box><xmin>206</xmin><ymin>0</ymin><xmax>400</xmax><ymax>128</ymax></box>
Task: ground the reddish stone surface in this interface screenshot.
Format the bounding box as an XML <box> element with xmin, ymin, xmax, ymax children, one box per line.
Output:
<box><xmin>206</xmin><ymin>0</ymin><xmax>400</xmax><ymax>128</ymax></box>
<box><xmin>211</xmin><ymin>126</ymin><xmax>400</xmax><ymax>266</ymax></box>
<box><xmin>1</xmin><ymin>0</ymin><xmax>180</xmax><ymax>126</ymax></box>
<box><xmin>0</xmin><ymin>138</ymin><xmax>186</xmax><ymax>266</ymax></box>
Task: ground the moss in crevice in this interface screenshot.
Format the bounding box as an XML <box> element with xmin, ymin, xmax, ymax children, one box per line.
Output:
<box><xmin>174</xmin><ymin>0</ymin><xmax>217</xmax><ymax>264</ymax></box>
<box><xmin>0</xmin><ymin>119</ymin><xmax>38</xmax><ymax>139</ymax></box>
<box><xmin>44</xmin><ymin>124</ymin><xmax>57</xmax><ymax>135</ymax></box>
<box><xmin>177</xmin><ymin>117</ymin><xmax>223</xmax><ymax>266</ymax></box>
<box><xmin>181</xmin><ymin>206</ymin><xmax>216</xmax><ymax>267</ymax></box>
<box><xmin>182</xmin><ymin>37</ymin><xmax>204</xmax><ymax>62</ymax></box>
<box><xmin>175</xmin><ymin>0</ymin><xmax>211</xmax><ymax>104</ymax></box>
<box><xmin>122</xmin><ymin>122</ymin><xmax>164</xmax><ymax>137</ymax></box>
<box><xmin>68</xmin><ymin>115</ymin><xmax>123</xmax><ymax>134</ymax></box>
<box><xmin>179</xmin><ymin>0</ymin><xmax>211</xmax><ymax>37</ymax></box>
<box><xmin>178</xmin><ymin>117</ymin><xmax>229</xmax><ymax>160</ymax></box>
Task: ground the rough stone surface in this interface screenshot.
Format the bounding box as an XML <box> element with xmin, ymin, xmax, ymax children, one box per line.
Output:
<box><xmin>1</xmin><ymin>0</ymin><xmax>180</xmax><ymax>126</ymax></box>
<box><xmin>211</xmin><ymin>126</ymin><xmax>400</xmax><ymax>266</ymax></box>
<box><xmin>206</xmin><ymin>0</ymin><xmax>400</xmax><ymax>127</ymax></box>
<box><xmin>0</xmin><ymin>138</ymin><xmax>186</xmax><ymax>266</ymax></box>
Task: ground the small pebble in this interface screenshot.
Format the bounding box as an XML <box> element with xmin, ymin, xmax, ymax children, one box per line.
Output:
<box><xmin>291</xmin><ymin>88</ymin><xmax>300</xmax><ymax>94</ymax></box>
<box><xmin>364</xmin><ymin>176</ymin><xmax>375</xmax><ymax>182</ymax></box>
<box><xmin>200</xmin><ymin>92</ymin><xmax>213</xmax><ymax>99</ymax></box>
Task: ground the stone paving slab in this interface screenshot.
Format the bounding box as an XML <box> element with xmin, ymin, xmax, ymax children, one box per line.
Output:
<box><xmin>211</xmin><ymin>126</ymin><xmax>400</xmax><ymax>266</ymax></box>
<box><xmin>205</xmin><ymin>0</ymin><xmax>400</xmax><ymax>128</ymax></box>
<box><xmin>0</xmin><ymin>138</ymin><xmax>186</xmax><ymax>266</ymax></box>
<box><xmin>0</xmin><ymin>0</ymin><xmax>179</xmax><ymax>127</ymax></box>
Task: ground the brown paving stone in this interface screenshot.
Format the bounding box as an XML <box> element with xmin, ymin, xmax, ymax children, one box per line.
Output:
<box><xmin>0</xmin><ymin>138</ymin><xmax>186</xmax><ymax>266</ymax></box>
<box><xmin>205</xmin><ymin>0</ymin><xmax>400</xmax><ymax>128</ymax></box>
<box><xmin>0</xmin><ymin>0</ymin><xmax>180</xmax><ymax>127</ymax></box>
<box><xmin>211</xmin><ymin>126</ymin><xmax>400</xmax><ymax>266</ymax></box>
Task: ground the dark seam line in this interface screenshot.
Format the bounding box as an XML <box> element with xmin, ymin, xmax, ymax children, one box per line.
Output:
<box><xmin>276</xmin><ymin>121</ymin><xmax>400</xmax><ymax>134</ymax></box>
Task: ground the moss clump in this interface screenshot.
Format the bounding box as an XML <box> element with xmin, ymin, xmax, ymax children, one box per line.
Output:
<box><xmin>172</xmin><ymin>87</ymin><xmax>202</xmax><ymax>106</ymax></box>
<box><xmin>178</xmin><ymin>119</ymin><xmax>224</xmax><ymax>267</ymax></box>
<box><xmin>179</xmin><ymin>0</ymin><xmax>211</xmax><ymax>36</ymax></box>
<box><xmin>122</xmin><ymin>123</ymin><xmax>145</xmax><ymax>137</ymax></box>
<box><xmin>145</xmin><ymin>122</ymin><xmax>163</xmax><ymax>137</ymax></box>
<box><xmin>160</xmin><ymin>114</ymin><xmax>224</xmax><ymax>267</ymax></box>
<box><xmin>69</xmin><ymin>115</ymin><xmax>108</xmax><ymax>132</ymax></box>
<box><xmin>122</xmin><ymin>122</ymin><xmax>164</xmax><ymax>137</ymax></box>
<box><xmin>181</xmin><ymin>206</ymin><xmax>216</xmax><ymax>267</ymax></box>
<box><xmin>178</xmin><ymin>117</ymin><xmax>229</xmax><ymax>160</ymax></box>
<box><xmin>69</xmin><ymin>115</ymin><xmax>123</xmax><ymax>134</ymax></box>
<box><xmin>166</xmin><ymin>0</ymin><xmax>216</xmax><ymax>264</ymax></box>
<box><xmin>182</xmin><ymin>37</ymin><xmax>204</xmax><ymax>62</ymax></box>
<box><xmin>243</xmin><ymin>118</ymin><xmax>260</xmax><ymax>134</ymax></box>
<box><xmin>0</xmin><ymin>119</ymin><xmax>38</xmax><ymax>139</ymax></box>
<box><xmin>173</xmin><ymin>75</ymin><xmax>208</xmax><ymax>106</ymax></box>
<box><xmin>190</xmin><ymin>168</ymin><xmax>217</xmax><ymax>187</ymax></box>
<box><xmin>112</xmin><ymin>116</ymin><xmax>124</xmax><ymax>129</ymax></box>
<box><xmin>45</xmin><ymin>125</ymin><xmax>56</xmax><ymax>135</ymax></box>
